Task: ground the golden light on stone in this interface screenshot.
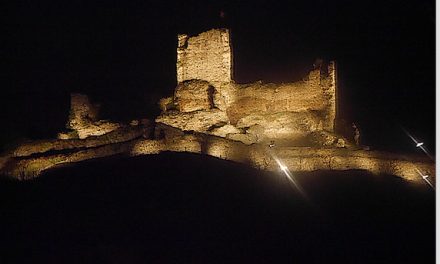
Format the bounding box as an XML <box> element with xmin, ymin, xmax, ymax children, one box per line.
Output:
<box><xmin>160</xmin><ymin>28</ymin><xmax>337</xmax><ymax>145</ymax></box>
<box><xmin>0</xmin><ymin>28</ymin><xmax>434</xmax><ymax>186</ymax></box>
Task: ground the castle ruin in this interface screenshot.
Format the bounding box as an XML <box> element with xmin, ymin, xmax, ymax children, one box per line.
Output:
<box><xmin>157</xmin><ymin>28</ymin><xmax>339</xmax><ymax>147</ymax></box>
<box><xmin>0</xmin><ymin>28</ymin><xmax>434</xmax><ymax>184</ymax></box>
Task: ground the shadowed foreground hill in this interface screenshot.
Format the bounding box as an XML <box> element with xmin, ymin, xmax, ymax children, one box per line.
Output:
<box><xmin>0</xmin><ymin>153</ymin><xmax>434</xmax><ymax>263</ymax></box>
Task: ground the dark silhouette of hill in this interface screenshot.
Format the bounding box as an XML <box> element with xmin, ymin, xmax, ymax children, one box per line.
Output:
<box><xmin>0</xmin><ymin>153</ymin><xmax>434</xmax><ymax>263</ymax></box>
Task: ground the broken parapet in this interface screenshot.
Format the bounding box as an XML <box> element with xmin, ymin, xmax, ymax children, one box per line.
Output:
<box><xmin>58</xmin><ymin>94</ymin><xmax>121</xmax><ymax>139</ymax></box>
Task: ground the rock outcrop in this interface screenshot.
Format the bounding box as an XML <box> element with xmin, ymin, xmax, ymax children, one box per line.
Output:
<box><xmin>12</xmin><ymin>126</ymin><xmax>148</xmax><ymax>157</ymax></box>
<box><xmin>0</xmin><ymin>127</ymin><xmax>434</xmax><ymax>185</ymax></box>
<box><xmin>0</xmin><ymin>123</ymin><xmax>152</xmax><ymax>180</ymax></box>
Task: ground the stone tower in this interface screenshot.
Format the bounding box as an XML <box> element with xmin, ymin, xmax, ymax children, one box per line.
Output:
<box><xmin>176</xmin><ymin>28</ymin><xmax>233</xmax><ymax>86</ymax></box>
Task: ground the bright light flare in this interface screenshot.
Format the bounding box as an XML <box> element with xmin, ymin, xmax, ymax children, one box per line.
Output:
<box><xmin>415</xmin><ymin>168</ymin><xmax>435</xmax><ymax>190</ymax></box>
<box><xmin>272</xmin><ymin>156</ymin><xmax>308</xmax><ymax>199</ymax></box>
<box><xmin>401</xmin><ymin>127</ymin><xmax>434</xmax><ymax>161</ymax></box>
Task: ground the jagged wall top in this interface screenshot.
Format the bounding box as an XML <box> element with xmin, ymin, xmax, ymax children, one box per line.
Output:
<box><xmin>177</xmin><ymin>28</ymin><xmax>233</xmax><ymax>84</ymax></box>
<box><xmin>161</xmin><ymin>28</ymin><xmax>338</xmax><ymax>145</ymax></box>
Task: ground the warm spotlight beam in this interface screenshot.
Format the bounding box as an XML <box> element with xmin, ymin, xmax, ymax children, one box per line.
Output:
<box><xmin>400</xmin><ymin>127</ymin><xmax>434</xmax><ymax>161</ymax></box>
<box><xmin>415</xmin><ymin>168</ymin><xmax>435</xmax><ymax>190</ymax></box>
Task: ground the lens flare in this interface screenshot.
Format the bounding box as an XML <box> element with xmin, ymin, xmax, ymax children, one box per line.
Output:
<box><xmin>400</xmin><ymin>127</ymin><xmax>433</xmax><ymax>161</ymax></box>
<box><xmin>280</xmin><ymin>164</ymin><xmax>288</xmax><ymax>171</ymax></box>
<box><xmin>415</xmin><ymin>168</ymin><xmax>435</xmax><ymax>190</ymax></box>
<box><xmin>269</xmin><ymin>151</ymin><xmax>308</xmax><ymax>199</ymax></box>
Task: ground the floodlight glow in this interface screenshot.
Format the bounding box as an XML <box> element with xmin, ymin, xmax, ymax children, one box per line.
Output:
<box><xmin>416</xmin><ymin>142</ymin><xmax>424</xmax><ymax>148</ymax></box>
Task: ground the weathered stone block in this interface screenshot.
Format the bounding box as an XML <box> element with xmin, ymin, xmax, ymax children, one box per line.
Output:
<box><xmin>174</xmin><ymin>80</ymin><xmax>215</xmax><ymax>112</ymax></box>
<box><xmin>177</xmin><ymin>28</ymin><xmax>232</xmax><ymax>85</ymax></box>
<box><xmin>235</xmin><ymin>112</ymin><xmax>324</xmax><ymax>141</ymax></box>
<box><xmin>209</xmin><ymin>124</ymin><xmax>242</xmax><ymax>138</ymax></box>
<box><xmin>156</xmin><ymin>109</ymin><xmax>229</xmax><ymax>133</ymax></box>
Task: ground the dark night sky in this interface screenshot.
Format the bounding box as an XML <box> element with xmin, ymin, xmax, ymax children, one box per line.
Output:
<box><xmin>2</xmin><ymin>0</ymin><xmax>435</xmax><ymax>153</ymax></box>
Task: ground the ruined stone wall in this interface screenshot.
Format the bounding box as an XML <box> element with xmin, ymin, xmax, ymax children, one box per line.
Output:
<box><xmin>227</xmin><ymin>62</ymin><xmax>337</xmax><ymax>141</ymax></box>
<box><xmin>177</xmin><ymin>29</ymin><xmax>233</xmax><ymax>85</ymax></box>
<box><xmin>67</xmin><ymin>93</ymin><xmax>100</xmax><ymax>129</ymax></box>
<box><xmin>174</xmin><ymin>80</ymin><xmax>215</xmax><ymax>112</ymax></box>
<box><xmin>158</xmin><ymin>28</ymin><xmax>338</xmax><ymax>146</ymax></box>
<box><xmin>62</xmin><ymin>94</ymin><xmax>121</xmax><ymax>139</ymax></box>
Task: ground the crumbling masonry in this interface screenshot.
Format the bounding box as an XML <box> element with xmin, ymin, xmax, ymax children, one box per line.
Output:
<box><xmin>157</xmin><ymin>28</ymin><xmax>339</xmax><ymax>146</ymax></box>
<box><xmin>0</xmin><ymin>28</ymin><xmax>434</xmax><ymax>183</ymax></box>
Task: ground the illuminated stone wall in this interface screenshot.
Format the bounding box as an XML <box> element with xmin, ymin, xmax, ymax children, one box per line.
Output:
<box><xmin>174</xmin><ymin>80</ymin><xmax>215</xmax><ymax>112</ymax></box>
<box><xmin>2</xmin><ymin>128</ymin><xmax>434</xmax><ymax>184</ymax></box>
<box><xmin>158</xmin><ymin>28</ymin><xmax>338</xmax><ymax>146</ymax></box>
<box><xmin>177</xmin><ymin>28</ymin><xmax>233</xmax><ymax>85</ymax></box>
<box><xmin>228</xmin><ymin>64</ymin><xmax>337</xmax><ymax>141</ymax></box>
<box><xmin>63</xmin><ymin>94</ymin><xmax>121</xmax><ymax>139</ymax></box>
